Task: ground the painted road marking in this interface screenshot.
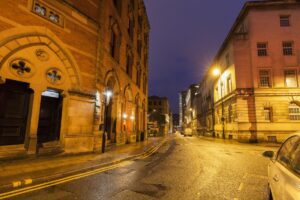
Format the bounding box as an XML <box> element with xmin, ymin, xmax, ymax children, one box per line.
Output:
<box><xmin>238</xmin><ymin>183</ymin><xmax>244</xmax><ymax>191</ymax></box>
<box><xmin>23</xmin><ymin>179</ymin><xmax>32</xmax><ymax>185</ymax></box>
<box><xmin>12</xmin><ymin>181</ymin><xmax>21</xmax><ymax>188</ymax></box>
<box><xmin>0</xmin><ymin>139</ymin><xmax>167</xmax><ymax>200</ymax></box>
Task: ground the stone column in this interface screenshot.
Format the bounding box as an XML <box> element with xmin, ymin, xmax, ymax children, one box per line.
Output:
<box><xmin>26</xmin><ymin>87</ymin><xmax>43</xmax><ymax>154</ymax></box>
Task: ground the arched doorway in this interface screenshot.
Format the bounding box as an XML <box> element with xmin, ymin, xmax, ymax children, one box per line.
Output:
<box><xmin>0</xmin><ymin>27</ymin><xmax>81</xmax><ymax>154</ymax></box>
<box><xmin>104</xmin><ymin>73</ymin><xmax>120</xmax><ymax>144</ymax></box>
<box><xmin>123</xmin><ymin>85</ymin><xmax>134</xmax><ymax>143</ymax></box>
<box><xmin>135</xmin><ymin>94</ymin><xmax>141</xmax><ymax>142</ymax></box>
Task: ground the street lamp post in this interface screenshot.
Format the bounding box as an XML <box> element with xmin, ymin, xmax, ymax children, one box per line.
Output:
<box><xmin>213</xmin><ymin>68</ymin><xmax>225</xmax><ymax>139</ymax></box>
<box><xmin>102</xmin><ymin>90</ymin><xmax>112</xmax><ymax>153</ymax></box>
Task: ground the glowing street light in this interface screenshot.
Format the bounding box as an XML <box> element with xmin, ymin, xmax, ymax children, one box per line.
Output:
<box><xmin>212</xmin><ymin>68</ymin><xmax>221</xmax><ymax>77</ymax></box>
<box><xmin>123</xmin><ymin>113</ymin><xmax>128</xmax><ymax>119</ymax></box>
<box><xmin>130</xmin><ymin>115</ymin><xmax>135</xmax><ymax>120</ymax></box>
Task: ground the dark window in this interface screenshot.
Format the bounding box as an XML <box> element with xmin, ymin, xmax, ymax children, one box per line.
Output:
<box><xmin>138</xmin><ymin>15</ymin><xmax>143</xmax><ymax>29</ymax></box>
<box><xmin>137</xmin><ymin>40</ymin><xmax>142</xmax><ymax>56</ymax></box>
<box><xmin>226</xmin><ymin>54</ymin><xmax>230</xmax><ymax>67</ymax></box>
<box><xmin>136</xmin><ymin>70</ymin><xmax>141</xmax><ymax>87</ymax></box>
<box><xmin>259</xmin><ymin>70</ymin><xmax>271</xmax><ymax>87</ymax></box>
<box><xmin>110</xmin><ymin>30</ymin><xmax>119</xmax><ymax>61</ymax></box>
<box><xmin>113</xmin><ymin>0</ymin><xmax>122</xmax><ymax>14</ymax></box>
<box><xmin>126</xmin><ymin>55</ymin><xmax>133</xmax><ymax>78</ymax></box>
<box><xmin>143</xmin><ymin>74</ymin><xmax>147</xmax><ymax>94</ymax></box>
<box><xmin>277</xmin><ymin>136</ymin><xmax>299</xmax><ymax>168</ymax></box>
<box><xmin>257</xmin><ymin>43</ymin><xmax>268</xmax><ymax>56</ymax></box>
<box><xmin>285</xmin><ymin>70</ymin><xmax>297</xmax><ymax>87</ymax></box>
<box><xmin>128</xmin><ymin>19</ymin><xmax>134</xmax><ymax>40</ymax></box>
<box><xmin>283</xmin><ymin>41</ymin><xmax>294</xmax><ymax>56</ymax></box>
<box><xmin>280</xmin><ymin>15</ymin><xmax>290</xmax><ymax>27</ymax></box>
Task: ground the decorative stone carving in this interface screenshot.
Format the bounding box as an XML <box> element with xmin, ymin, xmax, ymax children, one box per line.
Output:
<box><xmin>46</xmin><ymin>68</ymin><xmax>63</xmax><ymax>85</ymax></box>
<box><xmin>36</xmin><ymin>49</ymin><xmax>49</xmax><ymax>61</ymax></box>
<box><xmin>10</xmin><ymin>59</ymin><xmax>34</xmax><ymax>78</ymax></box>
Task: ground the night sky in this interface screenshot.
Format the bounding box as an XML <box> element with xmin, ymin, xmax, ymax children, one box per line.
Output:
<box><xmin>144</xmin><ymin>0</ymin><xmax>251</xmax><ymax>113</ymax></box>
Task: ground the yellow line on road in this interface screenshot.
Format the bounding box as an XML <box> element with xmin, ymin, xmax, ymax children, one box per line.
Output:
<box><xmin>0</xmin><ymin>161</ymin><xmax>132</xmax><ymax>199</ymax></box>
<box><xmin>0</xmin><ymin>139</ymin><xmax>167</xmax><ymax>200</ymax></box>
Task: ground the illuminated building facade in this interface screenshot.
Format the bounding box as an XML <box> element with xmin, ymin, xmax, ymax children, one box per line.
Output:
<box><xmin>199</xmin><ymin>0</ymin><xmax>300</xmax><ymax>142</ymax></box>
<box><xmin>0</xmin><ymin>0</ymin><xmax>150</xmax><ymax>158</ymax></box>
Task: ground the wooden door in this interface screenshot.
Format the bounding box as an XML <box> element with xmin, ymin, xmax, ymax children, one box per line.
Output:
<box><xmin>0</xmin><ymin>80</ymin><xmax>31</xmax><ymax>146</ymax></box>
<box><xmin>37</xmin><ymin>94</ymin><xmax>62</xmax><ymax>143</ymax></box>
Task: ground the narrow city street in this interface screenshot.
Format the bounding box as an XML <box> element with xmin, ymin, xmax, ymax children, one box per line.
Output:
<box><xmin>8</xmin><ymin>134</ymin><xmax>277</xmax><ymax>200</ymax></box>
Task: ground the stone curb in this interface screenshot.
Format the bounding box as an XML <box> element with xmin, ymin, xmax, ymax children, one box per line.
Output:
<box><xmin>0</xmin><ymin>138</ymin><xmax>167</xmax><ymax>194</ymax></box>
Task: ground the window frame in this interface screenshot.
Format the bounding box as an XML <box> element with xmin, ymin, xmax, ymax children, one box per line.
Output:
<box><xmin>282</xmin><ymin>41</ymin><xmax>294</xmax><ymax>56</ymax></box>
<box><xmin>263</xmin><ymin>107</ymin><xmax>272</xmax><ymax>122</ymax></box>
<box><xmin>257</xmin><ymin>42</ymin><xmax>268</xmax><ymax>57</ymax></box>
<box><xmin>259</xmin><ymin>69</ymin><xmax>271</xmax><ymax>88</ymax></box>
<box><xmin>280</xmin><ymin>15</ymin><xmax>291</xmax><ymax>27</ymax></box>
<box><xmin>32</xmin><ymin>1</ymin><xmax>64</xmax><ymax>27</ymax></box>
<box><xmin>284</xmin><ymin>69</ymin><xmax>298</xmax><ymax>88</ymax></box>
<box><xmin>289</xmin><ymin>103</ymin><xmax>300</xmax><ymax>121</ymax></box>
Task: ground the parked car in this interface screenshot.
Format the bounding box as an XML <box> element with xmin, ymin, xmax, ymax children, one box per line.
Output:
<box><xmin>263</xmin><ymin>133</ymin><xmax>300</xmax><ymax>200</ymax></box>
<box><xmin>184</xmin><ymin>128</ymin><xmax>193</xmax><ymax>137</ymax></box>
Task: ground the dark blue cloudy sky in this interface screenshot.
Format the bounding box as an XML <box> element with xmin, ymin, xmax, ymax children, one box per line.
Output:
<box><xmin>144</xmin><ymin>0</ymin><xmax>250</xmax><ymax>113</ymax></box>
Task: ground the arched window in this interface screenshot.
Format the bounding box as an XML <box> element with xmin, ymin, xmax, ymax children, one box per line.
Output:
<box><xmin>113</xmin><ymin>0</ymin><xmax>122</xmax><ymax>14</ymax></box>
<box><xmin>109</xmin><ymin>20</ymin><xmax>121</xmax><ymax>61</ymax></box>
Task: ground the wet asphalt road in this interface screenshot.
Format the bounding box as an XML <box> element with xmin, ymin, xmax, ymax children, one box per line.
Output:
<box><xmin>11</xmin><ymin>134</ymin><xmax>277</xmax><ymax>200</ymax></box>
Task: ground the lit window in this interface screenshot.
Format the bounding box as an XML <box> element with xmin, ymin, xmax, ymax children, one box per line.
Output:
<box><xmin>283</xmin><ymin>41</ymin><xmax>294</xmax><ymax>56</ymax></box>
<box><xmin>259</xmin><ymin>70</ymin><xmax>271</xmax><ymax>87</ymax></box>
<box><xmin>264</xmin><ymin>107</ymin><xmax>272</xmax><ymax>121</ymax></box>
<box><xmin>280</xmin><ymin>15</ymin><xmax>290</xmax><ymax>27</ymax></box>
<box><xmin>32</xmin><ymin>1</ymin><xmax>63</xmax><ymax>27</ymax></box>
<box><xmin>289</xmin><ymin>103</ymin><xmax>300</xmax><ymax>120</ymax></box>
<box><xmin>285</xmin><ymin>70</ymin><xmax>297</xmax><ymax>87</ymax></box>
<box><xmin>227</xmin><ymin>76</ymin><xmax>232</xmax><ymax>93</ymax></box>
<box><xmin>257</xmin><ymin>43</ymin><xmax>268</xmax><ymax>56</ymax></box>
<box><xmin>34</xmin><ymin>3</ymin><xmax>46</xmax><ymax>16</ymax></box>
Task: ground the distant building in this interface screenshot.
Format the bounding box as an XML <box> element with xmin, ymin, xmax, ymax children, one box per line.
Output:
<box><xmin>172</xmin><ymin>114</ymin><xmax>180</xmax><ymax>129</ymax></box>
<box><xmin>179</xmin><ymin>91</ymin><xmax>187</xmax><ymax>130</ymax></box>
<box><xmin>148</xmin><ymin>96</ymin><xmax>171</xmax><ymax>136</ymax></box>
<box><xmin>197</xmin><ymin>0</ymin><xmax>300</xmax><ymax>143</ymax></box>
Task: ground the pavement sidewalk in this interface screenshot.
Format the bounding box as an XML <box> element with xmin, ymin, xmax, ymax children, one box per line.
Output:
<box><xmin>196</xmin><ymin>135</ymin><xmax>281</xmax><ymax>148</ymax></box>
<box><xmin>0</xmin><ymin>137</ymin><xmax>165</xmax><ymax>192</ymax></box>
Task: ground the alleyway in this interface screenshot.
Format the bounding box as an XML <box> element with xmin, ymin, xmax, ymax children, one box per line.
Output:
<box><xmin>8</xmin><ymin>134</ymin><xmax>277</xmax><ymax>200</ymax></box>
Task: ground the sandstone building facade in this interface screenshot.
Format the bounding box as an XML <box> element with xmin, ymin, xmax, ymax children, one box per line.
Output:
<box><xmin>0</xmin><ymin>0</ymin><xmax>150</xmax><ymax>159</ymax></box>
<box><xmin>194</xmin><ymin>0</ymin><xmax>300</xmax><ymax>143</ymax></box>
